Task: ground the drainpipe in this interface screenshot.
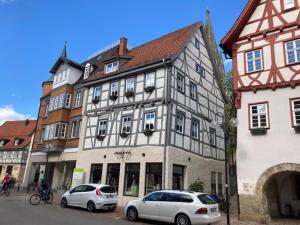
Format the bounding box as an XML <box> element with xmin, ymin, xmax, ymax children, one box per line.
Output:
<box><xmin>162</xmin><ymin>58</ymin><xmax>171</xmax><ymax>190</ymax></box>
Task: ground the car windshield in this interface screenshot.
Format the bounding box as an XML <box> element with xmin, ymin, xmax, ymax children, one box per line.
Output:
<box><xmin>197</xmin><ymin>194</ymin><xmax>216</xmax><ymax>205</ymax></box>
<box><xmin>100</xmin><ymin>186</ymin><xmax>115</xmax><ymax>193</ymax></box>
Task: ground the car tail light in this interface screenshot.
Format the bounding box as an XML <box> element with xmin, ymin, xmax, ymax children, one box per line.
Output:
<box><xmin>196</xmin><ymin>208</ymin><xmax>208</xmax><ymax>214</ymax></box>
<box><xmin>96</xmin><ymin>189</ymin><xmax>102</xmax><ymax>196</ymax></box>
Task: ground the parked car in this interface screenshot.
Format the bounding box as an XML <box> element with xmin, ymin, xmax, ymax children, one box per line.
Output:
<box><xmin>125</xmin><ymin>190</ymin><xmax>220</xmax><ymax>225</ymax></box>
<box><xmin>61</xmin><ymin>184</ymin><xmax>118</xmax><ymax>212</ymax></box>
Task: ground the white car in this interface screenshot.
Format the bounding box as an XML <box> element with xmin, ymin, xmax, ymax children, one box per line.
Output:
<box><xmin>61</xmin><ymin>184</ymin><xmax>118</xmax><ymax>212</ymax></box>
<box><xmin>125</xmin><ymin>190</ymin><xmax>220</xmax><ymax>225</ymax></box>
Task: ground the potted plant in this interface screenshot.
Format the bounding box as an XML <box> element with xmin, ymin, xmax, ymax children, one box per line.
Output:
<box><xmin>250</xmin><ymin>128</ymin><xmax>267</xmax><ymax>135</ymax></box>
<box><xmin>96</xmin><ymin>134</ymin><xmax>105</xmax><ymax>141</ymax></box>
<box><xmin>189</xmin><ymin>178</ymin><xmax>204</xmax><ymax>192</ymax></box>
<box><xmin>92</xmin><ymin>96</ymin><xmax>100</xmax><ymax>104</ymax></box>
<box><xmin>125</xmin><ymin>91</ymin><xmax>135</xmax><ymax>98</ymax></box>
<box><xmin>144</xmin><ymin>86</ymin><xmax>155</xmax><ymax>93</ymax></box>
<box><xmin>109</xmin><ymin>93</ymin><xmax>118</xmax><ymax>101</ymax></box>
<box><xmin>144</xmin><ymin>129</ymin><xmax>154</xmax><ymax>136</ymax></box>
<box><xmin>120</xmin><ymin>132</ymin><xmax>129</xmax><ymax>138</ymax></box>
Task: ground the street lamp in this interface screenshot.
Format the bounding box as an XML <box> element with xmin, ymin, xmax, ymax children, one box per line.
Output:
<box><xmin>212</xmin><ymin>112</ymin><xmax>231</xmax><ymax>225</ymax></box>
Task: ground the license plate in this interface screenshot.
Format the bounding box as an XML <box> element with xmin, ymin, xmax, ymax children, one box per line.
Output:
<box><xmin>211</xmin><ymin>208</ymin><xmax>217</xmax><ymax>213</ymax></box>
<box><xmin>106</xmin><ymin>194</ymin><xmax>114</xmax><ymax>198</ymax></box>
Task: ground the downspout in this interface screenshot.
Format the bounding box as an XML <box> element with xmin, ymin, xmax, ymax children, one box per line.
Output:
<box><xmin>163</xmin><ymin>58</ymin><xmax>171</xmax><ymax>190</ymax></box>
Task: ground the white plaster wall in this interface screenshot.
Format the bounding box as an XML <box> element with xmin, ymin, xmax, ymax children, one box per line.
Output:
<box><xmin>236</xmin><ymin>86</ymin><xmax>300</xmax><ymax>195</ymax></box>
<box><xmin>52</xmin><ymin>64</ymin><xmax>82</xmax><ymax>90</ymax></box>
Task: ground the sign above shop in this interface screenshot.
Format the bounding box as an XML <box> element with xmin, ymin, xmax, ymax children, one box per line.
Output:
<box><xmin>114</xmin><ymin>149</ymin><xmax>132</xmax><ymax>161</ymax></box>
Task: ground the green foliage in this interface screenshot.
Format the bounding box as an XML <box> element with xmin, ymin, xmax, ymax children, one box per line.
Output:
<box><xmin>189</xmin><ymin>178</ymin><xmax>205</xmax><ymax>192</ymax></box>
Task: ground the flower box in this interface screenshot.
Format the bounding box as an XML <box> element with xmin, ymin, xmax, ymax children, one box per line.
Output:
<box><xmin>109</xmin><ymin>94</ymin><xmax>118</xmax><ymax>101</ymax></box>
<box><xmin>125</xmin><ymin>91</ymin><xmax>135</xmax><ymax>98</ymax></box>
<box><xmin>96</xmin><ymin>135</ymin><xmax>106</xmax><ymax>141</ymax></box>
<box><xmin>92</xmin><ymin>97</ymin><xmax>100</xmax><ymax>104</ymax></box>
<box><xmin>120</xmin><ymin>132</ymin><xmax>129</xmax><ymax>138</ymax></box>
<box><xmin>143</xmin><ymin>129</ymin><xmax>154</xmax><ymax>136</ymax></box>
<box><xmin>144</xmin><ymin>86</ymin><xmax>155</xmax><ymax>93</ymax></box>
<box><xmin>250</xmin><ymin>128</ymin><xmax>267</xmax><ymax>135</ymax></box>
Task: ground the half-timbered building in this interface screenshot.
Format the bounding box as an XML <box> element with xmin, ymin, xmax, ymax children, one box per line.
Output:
<box><xmin>0</xmin><ymin>120</ymin><xmax>36</xmax><ymax>185</ymax></box>
<box><xmin>78</xmin><ymin>21</ymin><xmax>227</xmax><ymax>204</ymax></box>
<box><xmin>221</xmin><ymin>0</ymin><xmax>300</xmax><ymax>222</ymax></box>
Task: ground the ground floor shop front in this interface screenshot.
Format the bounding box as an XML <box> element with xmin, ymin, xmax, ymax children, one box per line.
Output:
<box><xmin>22</xmin><ymin>148</ymin><xmax>78</xmax><ymax>190</ymax></box>
<box><xmin>0</xmin><ymin>163</ymin><xmax>26</xmax><ymax>185</ymax></box>
<box><xmin>23</xmin><ymin>146</ymin><xmax>225</xmax><ymax>206</ymax></box>
<box><xmin>76</xmin><ymin>146</ymin><xmax>225</xmax><ymax>205</ymax></box>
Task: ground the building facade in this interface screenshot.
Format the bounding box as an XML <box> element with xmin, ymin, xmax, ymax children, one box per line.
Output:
<box><xmin>23</xmin><ymin>49</ymin><xmax>84</xmax><ymax>190</ymax></box>
<box><xmin>24</xmin><ymin>19</ymin><xmax>227</xmax><ymax>205</ymax></box>
<box><xmin>77</xmin><ymin>21</ymin><xmax>227</xmax><ymax>205</ymax></box>
<box><xmin>0</xmin><ymin>120</ymin><xmax>36</xmax><ymax>185</ymax></box>
<box><xmin>221</xmin><ymin>0</ymin><xmax>300</xmax><ymax>222</ymax></box>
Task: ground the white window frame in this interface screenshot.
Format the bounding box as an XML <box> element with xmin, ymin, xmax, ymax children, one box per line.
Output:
<box><xmin>75</xmin><ymin>92</ymin><xmax>81</xmax><ymax>107</ymax></box>
<box><xmin>60</xmin><ymin>123</ymin><xmax>67</xmax><ymax>138</ymax></box>
<box><xmin>196</xmin><ymin>64</ymin><xmax>205</xmax><ymax>77</ymax></box>
<box><xmin>145</xmin><ymin>72</ymin><xmax>155</xmax><ymax>88</ymax></box>
<box><xmin>249</xmin><ymin>103</ymin><xmax>269</xmax><ymax>129</ymax></box>
<box><xmin>191</xmin><ymin>120</ymin><xmax>199</xmax><ymax>139</ymax></box>
<box><xmin>54</xmin><ymin>123</ymin><xmax>60</xmax><ymax>139</ymax></box>
<box><xmin>121</xmin><ymin>116</ymin><xmax>132</xmax><ymax>134</ymax></box>
<box><xmin>105</xmin><ymin>61</ymin><xmax>119</xmax><ymax>74</ymax></box>
<box><xmin>53</xmin><ymin>96</ymin><xmax>59</xmax><ymax>110</ymax></box>
<box><xmin>45</xmin><ymin>102</ymin><xmax>49</xmax><ymax>117</ymax></box>
<box><xmin>65</xmin><ymin>94</ymin><xmax>72</xmax><ymax>108</ymax></box>
<box><xmin>93</xmin><ymin>86</ymin><xmax>101</xmax><ymax>99</ymax></box>
<box><xmin>286</xmin><ymin>39</ymin><xmax>300</xmax><ymax>65</ymax></box>
<box><xmin>97</xmin><ymin>119</ymin><xmax>108</xmax><ymax>137</ymax></box>
<box><xmin>84</xmin><ymin>63</ymin><xmax>92</xmax><ymax>79</ymax></box>
<box><xmin>70</xmin><ymin>121</ymin><xmax>76</xmax><ymax>138</ymax></box>
<box><xmin>246</xmin><ymin>49</ymin><xmax>263</xmax><ymax>73</ymax></box>
<box><xmin>190</xmin><ymin>81</ymin><xmax>197</xmax><ymax>100</ymax></box>
<box><xmin>209</xmin><ymin>128</ymin><xmax>216</xmax><ymax>146</ymax></box>
<box><xmin>177</xmin><ymin>73</ymin><xmax>185</xmax><ymax>93</ymax></box>
<box><xmin>144</xmin><ymin>112</ymin><xmax>155</xmax><ymax>131</ymax></box>
<box><xmin>284</xmin><ymin>0</ymin><xmax>295</xmax><ymax>9</ymax></box>
<box><xmin>125</xmin><ymin>78</ymin><xmax>135</xmax><ymax>93</ymax></box>
<box><xmin>291</xmin><ymin>99</ymin><xmax>300</xmax><ymax>126</ymax></box>
<box><xmin>176</xmin><ymin>112</ymin><xmax>185</xmax><ymax>134</ymax></box>
<box><xmin>110</xmin><ymin>82</ymin><xmax>119</xmax><ymax>96</ymax></box>
<box><xmin>58</xmin><ymin>94</ymin><xmax>65</xmax><ymax>108</ymax></box>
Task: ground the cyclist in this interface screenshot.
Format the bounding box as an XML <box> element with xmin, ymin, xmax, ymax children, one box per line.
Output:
<box><xmin>40</xmin><ymin>176</ymin><xmax>49</xmax><ymax>201</ymax></box>
<box><xmin>1</xmin><ymin>173</ymin><xmax>11</xmax><ymax>193</ymax></box>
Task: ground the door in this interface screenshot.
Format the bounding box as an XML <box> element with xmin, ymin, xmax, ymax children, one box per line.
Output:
<box><xmin>139</xmin><ymin>192</ymin><xmax>163</xmax><ymax>220</ymax></box>
<box><xmin>68</xmin><ymin>185</ymin><xmax>86</xmax><ymax>206</ymax></box>
<box><xmin>80</xmin><ymin>185</ymin><xmax>96</xmax><ymax>207</ymax></box>
<box><xmin>159</xmin><ymin>193</ymin><xmax>182</xmax><ymax>222</ymax></box>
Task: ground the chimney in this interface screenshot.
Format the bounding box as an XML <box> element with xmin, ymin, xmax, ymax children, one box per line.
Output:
<box><xmin>25</xmin><ymin>119</ymin><xmax>29</xmax><ymax>125</ymax></box>
<box><xmin>119</xmin><ymin>37</ymin><xmax>128</xmax><ymax>56</ymax></box>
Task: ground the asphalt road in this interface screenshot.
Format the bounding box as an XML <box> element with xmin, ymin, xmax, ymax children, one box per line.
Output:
<box><xmin>0</xmin><ymin>194</ymin><xmax>161</xmax><ymax>225</ymax></box>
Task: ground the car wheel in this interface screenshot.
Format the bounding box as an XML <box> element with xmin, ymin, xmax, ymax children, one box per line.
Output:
<box><xmin>175</xmin><ymin>214</ymin><xmax>191</xmax><ymax>225</ymax></box>
<box><xmin>127</xmin><ymin>207</ymin><xmax>138</xmax><ymax>221</ymax></box>
<box><xmin>87</xmin><ymin>201</ymin><xmax>96</xmax><ymax>212</ymax></box>
<box><xmin>60</xmin><ymin>198</ymin><xmax>68</xmax><ymax>208</ymax></box>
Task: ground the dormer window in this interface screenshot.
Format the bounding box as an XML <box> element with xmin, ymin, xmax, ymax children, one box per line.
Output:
<box><xmin>284</xmin><ymin>0</ymin><xmax>295</xmax><ymax>9</ymax></box>
<box><xmin>105</xmin><ymin>61</ymin><xmax>119</xmax><ymax>74</ymax></box>
<box><xmin>84</xmin><ymin>63</ymin><xmax>93</xmax><ymax>79</ymax></box>
<box><xmin>0</xmin><ymin>139</ymin><xmax>8</xmax><ymax>146</ymax></box>
<box><xmin>14</xmin><ymin>138</ymin><xmax>23</xmax><ymax>146</ymax></box>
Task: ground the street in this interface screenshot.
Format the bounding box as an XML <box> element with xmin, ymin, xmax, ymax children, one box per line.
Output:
<box><xmin>1</xmin><ymin>194</ymin><xmax>300</xmax><ymax>225</ymax></box>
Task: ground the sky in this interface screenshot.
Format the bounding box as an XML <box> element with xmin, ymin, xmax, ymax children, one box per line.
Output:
<box><xmin>0</xmin><ymin>0</ymin><xmax>247</xmax><ymax>124</ymax></box>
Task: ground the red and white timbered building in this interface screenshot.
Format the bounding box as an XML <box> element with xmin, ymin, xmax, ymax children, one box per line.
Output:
<box><xmin>221</xmin><ymin>0</ymin><xmax>300</xmax><ymax>222</ymax></box>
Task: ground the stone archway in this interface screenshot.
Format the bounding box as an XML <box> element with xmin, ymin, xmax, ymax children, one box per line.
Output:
<box><xmin>255</xmin><ymin>163</ymin><xmax>300</xmax><ymax>219</ymax></box>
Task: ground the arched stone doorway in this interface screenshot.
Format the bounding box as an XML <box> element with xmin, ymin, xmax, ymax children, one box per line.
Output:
<box><xmin>256</xmin><ymin>163</ymin><xmax>300</xmax><ymax>220</ymax></box>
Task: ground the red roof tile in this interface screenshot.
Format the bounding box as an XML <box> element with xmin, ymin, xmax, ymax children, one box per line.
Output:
<box><xmin>0</xmin><ymin>120</ymin><xmax>36</xmax><ymax>150</ymax></box>
<box><xmin>84</xmin><ymin>22</ymin><xmax>200</xmax><ymax>83</ymax></box>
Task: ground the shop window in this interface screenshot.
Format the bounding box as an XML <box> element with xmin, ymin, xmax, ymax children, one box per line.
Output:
<box><xmin>145</xmin><ymin>163</ymin><xmax>162</xmax><ymax>195</ymax></box>
<box><xmin>106</xmin><ymin>164</ymin><xmax>120</xmax><ymax>193</ymax></box>
<box><xmin>172</xmin><ymin>165</ymin><xmax>184</xmax><ymax>190</ymax></box>
<box><xmin>124</xmin><ymin>163</ymin><xmax>140</xmax><ymax>197</ymax></box>
<box><xmin>6</xmin><ymin>165</ymin><xmax>13</xmax><ymax>175</ymax></box>
<box><xmin>89</xmin><ymin>164</ymin><xmax>103</xmax><ymax>184</ymax></box>
<box><xmin>211</xmin><ymin>171</ymin><xmax>217</xmax><ymax>193</ymax></box>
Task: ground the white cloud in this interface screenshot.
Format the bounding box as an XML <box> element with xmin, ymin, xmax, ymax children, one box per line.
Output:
<box><xmin>0</xmin><ymin>0</ymin><xmax>14</xmax><ymax>5</ymax></box>
<box><xmin>0</xmin><ymin>105</ymin><xmax>34</xmax><ymax>125</ymax></box>
<box><xmin>224</xmin><ymin>59</ymin><xmax>232</xmax><ymax>65</ymax></box>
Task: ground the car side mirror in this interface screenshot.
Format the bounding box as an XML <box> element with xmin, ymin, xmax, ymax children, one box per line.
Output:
<box><xmin>142</xmin><ymin>198</ymin><xmax>146</xmax><ymax>202</ymax></box>
<box><xmin>69</xmin><ymin>190</ymin><xmax>74</xmax><ymax>194</ymax></box>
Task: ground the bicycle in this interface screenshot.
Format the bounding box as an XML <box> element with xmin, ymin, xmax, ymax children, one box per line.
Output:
<box><xmin>0</xmin><ymin>184</ymin><xmax>11</xmax><ymax>196</ymax></box>
<box><xmin>29</xmin><ymin>189</ymin><xmax>53</xmax><ymax>205</ymax></box>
